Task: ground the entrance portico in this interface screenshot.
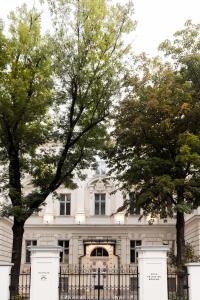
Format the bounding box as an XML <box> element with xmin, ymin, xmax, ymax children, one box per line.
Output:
<box><xmin>81</xmin><ymin>239</ymin><xmax>118</xmax><ymax>269</ymax></box>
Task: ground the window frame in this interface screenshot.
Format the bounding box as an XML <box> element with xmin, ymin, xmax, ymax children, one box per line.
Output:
<box><xmin>25</xmin><ymin>240</ymin><xmax>37</xmax><ymax>263</ymax></box>
<box><xmin>129</xmin><ymin>206</ymin><xmax>141</xmax><ymax>215</ymax></box>
<box><xmin>130</xmin><ymin>240</ymin><xmax>142</xmax><ymax>263</ymax></box>
<box><xmin>59</xmin><ymin>193</ymin><xmax>71</xmax><ymax>216</ymax></box>
<box><xmin>58</xmin><ymin>240</ymin><xmax>69</xmax><ymax>264</ymax></box>
<box><xmin>94</xmin><ymin>193</ymin><xmax>106</xmax><ymax>215</ymax></box>
<box><xmin>90</xmin><ymin>247</ymin><xmax>109</xmax><ymax>257</ymax></box>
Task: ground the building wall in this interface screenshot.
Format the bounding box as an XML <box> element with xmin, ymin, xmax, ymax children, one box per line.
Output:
<box><xmin>20</xmin><ymin>170</ymin><xmax>177</xmax><ymax>268</ymax></box>
<box><xmin>1</xmin><ymin>165</ymin><xmax>200</xmax><ymax>267</ymax></box>
<box><xmin>0</xmin><ymin>217</ymin><xmax>12</xmax><ymax>263</ymax></box>
<box><xmin>185</xmin><ymin>214</ymin><xmax>200</xmax><ymax>255</ymax></box>
<box><xmin>21</xmin><ymin>223</ymin><xmax>176</xmax><ymax>269</ymax></box>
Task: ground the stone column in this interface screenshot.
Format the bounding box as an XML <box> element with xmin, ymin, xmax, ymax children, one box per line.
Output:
<box><xmin>137</xmin><ymin>245</ymin><xmax>169</xmax><ymax>300</ymax></box>
<box><xmin>29</xmin><ymin>246</ymin><xmax>62</xmax><ymax>300</ymax></box>
<box><xmin>0</xmin><ymin>263</ymin><xmax>13</xmax><ymax>300</ymax></box>
<box><xmin>186</xmin><ymin>262</ymin><xmax>200</xmax><ymax>300</ymax></box>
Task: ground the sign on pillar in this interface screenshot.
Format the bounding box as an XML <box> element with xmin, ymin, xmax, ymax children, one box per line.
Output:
<box><xmin>29</xmin><ymin>246</ymin><xmax>62</xmax><ymax>300</ymax></box>
<box><xmin>186</xmin><ymin>262</ymin><xmax>200</xmax><ymax>300</ymax></box>
<box><xmin>136</xmin><ymin>245</ymin><xmax>169</xmax><ymax>300</ymax></box>
<box><xmin>0</xmin><ymin>263</ymin><xmax>13</xmax><ymax>300</ymax></box>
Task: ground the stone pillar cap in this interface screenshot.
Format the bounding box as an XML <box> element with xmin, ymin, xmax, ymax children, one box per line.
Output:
<box><xmin>28</xmin><ymin>245</ymin><xmax>63</xmax><ymax>252</ymax></box>
<box><xmin>0</xmin><ymin>263</ymin><xmax>14</xmax><ymax>266</ymax></box>
<box><xmin>136</xmin><ymin>245</ymin><xmax>169</xmax><ymax>252</ymax></box>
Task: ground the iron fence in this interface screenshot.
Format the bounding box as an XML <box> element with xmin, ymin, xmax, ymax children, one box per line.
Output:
<box><xmin>9</xmin><ymin>270</ymin><xmax>31</xmax><ymax>300</ymax></box>
<box><xmin>8</xmin><ymin>266</ymin><xmax>189</xmax><ymax>300</ymax></box>
<box><xmin>168</xmin><ymin>271</ymin><xmax>189</xmax><ymax>300</ymax></box>
<box><xmin>59</xmin><ymin>265</ymin><xmax>139</xmax><ymax>300</ymax></box>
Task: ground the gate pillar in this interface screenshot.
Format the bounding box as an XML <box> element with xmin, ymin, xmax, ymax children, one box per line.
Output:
<box><xmin>29</xmin><ymin>246</ymin><xmax>62</xmax><ymax>300</ymax></box>
<box><xmin>186</xmin><ymin>262</ymin><xmax>200</xmax><ymax>300</ymax></box>
<box><xmin>137</xmin><ymin>245</ymin><xmax>169</xmax><ymax>300</ymax></box>
<box><xmin>0</xmin><ymin>263</ymin><xmax>13</xmax><ymax>300</ymax></box>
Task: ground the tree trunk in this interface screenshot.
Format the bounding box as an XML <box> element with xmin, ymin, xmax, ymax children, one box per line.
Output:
<box><xmin>10</xmin><ymin>218</ymin><xmax>25</xmax><ymax>298</ymax></box>
<box><xmin>176</xmin><ymin>210</ymin><xmax>186</xmax><ymax>298</ymax></box>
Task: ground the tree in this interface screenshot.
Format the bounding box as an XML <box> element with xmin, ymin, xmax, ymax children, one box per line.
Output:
<box><xmin>0</xmin><ymin>0</ymin><xmax>135</xmax><ymax>294</ymax></box>
<box><xmin>0</xmin><ymin>5</ymin><xmax>53</xmax><ymax>293</ymax></box>
<box><xmin>108</xmin><ymin>55</ymin><xmax>200</xmax><ymax>297</ymax></box>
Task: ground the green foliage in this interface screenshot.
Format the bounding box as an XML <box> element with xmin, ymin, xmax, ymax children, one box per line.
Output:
<box><xmin>0</xmin><ymin>0</ymin><xmax>135</xmax><ymax>218</ymax></box>
<box><xmin>29</xmin><ymin>0</ymin><xmax>135</xmax><ymax>192</ymax></box>
<box><xmin>0</xmin><ymin>0</ymin><xmax>136</xmax><ymax>290</ymax></box>
<box><xmin>168</xmin><ymin>243</ymin><xmax>200</xmax><ymax>270</ymax></box>
<box><xmin>0</xmin><ymin>4</ymin><xmax>53</xmax><ymax>218</ymax></box>
<box><xmin>0</xmin><ymin>5</ymin><xmax>53</xmax><ymax>156</ymax></box>
<box><xmin>107</xmin><ymin>22</ymin><xmax>200</xmax><ymax>273</ymax></box>
<box><xmin>109</xmin><ymin>52</ymin><xmax>200</xmax><ymax>216</ymax></box>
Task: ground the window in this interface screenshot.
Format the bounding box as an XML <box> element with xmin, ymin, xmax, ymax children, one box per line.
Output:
<box><xmin>129</xmin><ymin>193</ymin><xmax>140</xmax><ymax>215</ymax></box>
<box><xmin>130</xmin><ymin>205</ymin><xmax>141</xmax><ymax>215</ymax></box>
<box><xmin>130</xmin><ymin>240</ymin><xmax>142</xmax><ymax>263</ymax></box>
<box><xmin>25</xmin><ymin>240</ymin><xmax>37</xmax><ymax>263</ymax></box>
<box><xmin>58</xmin><ymin>240</ymin><xmax>69</xmax><ymax>263</ymax></box>
<box><xmin>91</xmin><ymin>247</ymin><xmax>109</xmax><ymax>257</ymax></box>
<box><xmin>59</xmin><ymin>194</ymin><xmax>71</xmax><ymax>215</ymax></box>
<box><xmin>95</xmin><ymin>193</ymin><xmax>106</xmax><ymax>215</ymax></box>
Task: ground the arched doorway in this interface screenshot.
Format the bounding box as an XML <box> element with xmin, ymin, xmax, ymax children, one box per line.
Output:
<box><xmin>82</xmin><ymin>243</ymin><xmax>118</xmax><ymax>270</ymax></box>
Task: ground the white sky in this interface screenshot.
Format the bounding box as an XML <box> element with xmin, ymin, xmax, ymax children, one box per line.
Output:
<box><xmin>0</xmin><ymin>0</ymin><xmax>200</xmax><ymax>56</ymax></box>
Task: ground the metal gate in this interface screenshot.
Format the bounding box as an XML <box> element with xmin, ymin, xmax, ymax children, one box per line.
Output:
<box><xmin>59</xmin><ymin>265</ymin><xmax>139</xmax><ymax>300</ymax></box>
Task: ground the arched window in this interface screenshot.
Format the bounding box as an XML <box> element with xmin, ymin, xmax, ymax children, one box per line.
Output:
<box><xmin>90</xmin><ymin>247</ymin><xmax>109</xmax><ymax>257</ymax></box>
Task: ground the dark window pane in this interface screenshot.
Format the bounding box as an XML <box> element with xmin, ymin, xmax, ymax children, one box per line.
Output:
<box><xmin>66</xmin><ymin>194</ymin><xmax>71</xmax><ymax>202</ymax></box>
<box><xmin>64</xmin><ymin>249</ymin><xmax>69</xmax><ymax>255</ymax></box>
<box><xmin>130</xmin><ymin>206</ymin><xmax>141</xmax><ymax>215</ymax></box>
<box><xmin>97</xmin><ymin>248</ymin><xmax>102</xmax><ymax>256</ymax></box>
<box><xmin>95</xmin><ymin>194</ymin><xmax>100</xmax><ymax>201</ymax></box>
<box><xmin>60</xmin><ymin>252</ymin><xmax>63</xmax><ymax>263</ymax></box>
<box><xmin>60</xmin><ymin>194</ymin><xmax>65</xmax><ymax>201</ymax></box>
<box><xmin>130</xmin><ymin>241</ymin><xmax>135</xmax><ymax>248</ymax></box>
<box><xmin>26</xmin><ymin>240</ymin><xmax>37</xmax><ymax>263</ymax></box>
<box><xmin>91</xmin><ymin>247</ymin><xmax>108</xmax><ymax>257</ymax></box>
<box><xmin>26</xmin><ymin>249</ymin><xmax>30</xmax><ymax>263</ymax></box>
<box><xmin>60</xmin><ymin>203</ymin><xmax>65</xmax><ymax>215</ymax></box>
<box><xmin>130</xmin><ymin>240</ymin><xmax>141</xmax><ymax>263</ymax></box>
<box><xmin>64</xmin><ymin>241</ymin><xmax>69</xmax><ymax>247</ymax></box>
<box><xmin>101</xmin><ymin>194</ymin><xmax>105</xmax><ymax>201</ymax></box>
<box><xmin>130</xmin><ymin>249</ymin><xmax>135</xmax><ymax>263</ymax></box>
<box><xmin>65</xmin><ymin>202</ymin><xmax>70</xmax><ymax>215</ymax></box>
<box><xmin>103</xmin><ymin>248</ymin><xmax>109</xmax><ymax>256</ymax></box>
<box><xmin>101</xmin><ymin>202</ymin><xmax>105</xmax><ymax>215</ymax></box>
<box><xmin>26</xmin><ymin>241</ymin><xmax>31</xmax><ymax>246</ymax></box>
<box><xmin>95</xmin><ymin>202</ymin><xmax>99</xmax><ymax>215</ymax></box>
<box><xmin>58</xmin><ymin>240</ymin><xmax>69</xmax><ymax>263</ymax></box>
<box><xmin>58</xmin><ymin>240</ymin><xmax>63</xmax><ymax>247</ymax></box>
<box><xmin>91</xmin><ymin>249</ymin><xmax>96</xmax><ymax>256</ymax></box>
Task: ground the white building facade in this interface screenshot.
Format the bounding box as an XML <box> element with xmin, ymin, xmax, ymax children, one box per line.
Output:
<box><xmin>1</xmin><ymin>162</ymin><xmax>199</xmax><ymax>269</ymax></box>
